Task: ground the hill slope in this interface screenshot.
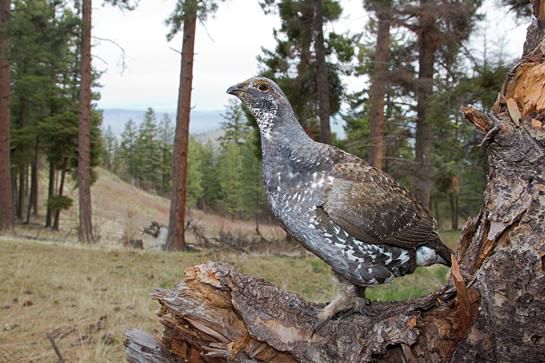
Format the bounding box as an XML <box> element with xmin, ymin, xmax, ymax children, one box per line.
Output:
<box><xmin>26</xmin><ymin>168</ymin><xmax>284</xmax><ymax>247</ymax></box>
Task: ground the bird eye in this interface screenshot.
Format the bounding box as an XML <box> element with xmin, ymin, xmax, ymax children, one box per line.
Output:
<box><xmin>257</xmin><ymin>83</ymin><xmax>269</xmax><ymax>92</ymax></box>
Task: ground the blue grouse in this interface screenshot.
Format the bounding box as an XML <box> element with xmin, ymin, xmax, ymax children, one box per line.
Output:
<box><xmin>227</xmin><ymin>77</ymin><xmax>452</xmax><ymax>323</ymax></box>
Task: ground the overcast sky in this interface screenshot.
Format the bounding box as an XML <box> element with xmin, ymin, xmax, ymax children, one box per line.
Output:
<box><xmin>93</xmin><ymin>0</ymin><xmax>529</xmax><ymax>113</ymax></box>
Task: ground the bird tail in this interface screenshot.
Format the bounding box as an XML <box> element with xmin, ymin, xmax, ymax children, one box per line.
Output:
<box><xmin>416</xmin><ymin>239</ymin><xmax>452</xmax><ymax>267</ymax></box>
<box><xmin>428</xmin><ymin>239</ymin><xmax>452</xmax><ymax>267</ymax></box>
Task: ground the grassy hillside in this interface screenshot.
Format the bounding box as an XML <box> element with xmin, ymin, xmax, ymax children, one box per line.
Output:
<box><xmin>20</xmin><ymin>168</ymin><xmax>284</xmax><ymax>247</ymax></box>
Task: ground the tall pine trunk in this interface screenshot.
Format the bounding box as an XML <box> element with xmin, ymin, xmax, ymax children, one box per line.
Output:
<box><xmin>414</xmin><ymin>0</ymin><xmax>435</xmax><ymax>209</ymax></box>
<box><xmin>25</xmin><ymin>139</ymin><xmax>39</xmax><ymax>223</ymax></box>
<box><xmin>78</xmin><ymin>0</ymin><xmax>94</xmax><ymax>243</ymax></box>
<box><xmin>16</xmin><ymin>165</ymin><xmax>26</xmax><ymax>220</ymax></box>
<box><xmin>367</xmin><ymin>1</ymin><xmax>391</xmax><ymax>170</ymax></box>
<box><xmin>0</xmin><ymin>0</ymin><xmax>12</xmax><ymax>232</ymax></box>
<box><xmin>166</xmin><ymin>4</ymin><xmax>197</xmax><ymax>251</ymax></box>
<box><xmin>313</xmin><ymin>0</ymin><xmax>331</xmax><ymax>144</ymax></box>
<box><xmin>53</xmin><ymin>158</ymin><xmax>67</xmax><ymax>231</ymax></box>
<box><xmin>45</xmin><ymin>161</ymin><xmax>55</xmax><ymax>228</ymax></box>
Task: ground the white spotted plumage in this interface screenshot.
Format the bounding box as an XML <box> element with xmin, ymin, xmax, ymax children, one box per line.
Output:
<box><xmin>228</xmin><ymin>76</ymin><xmax>451</xmax><ymax>290</ymax></box>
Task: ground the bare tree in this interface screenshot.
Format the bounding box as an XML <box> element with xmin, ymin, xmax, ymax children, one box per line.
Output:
<box><xmin>0</xmin><ymin>0</ymin><xmax>12</xmax><ymax>232</ymax></box>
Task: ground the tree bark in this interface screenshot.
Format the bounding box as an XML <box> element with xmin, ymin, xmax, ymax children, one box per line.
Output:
<box><xmin>25</xmin><ymin>139</ymin><xmax>39</xmax><ymax>223</ymax></box>
<box><xmin>166</xmin><ymin>3</ymin><xmax>197</xmax><ymax>251</ymax></box>
<box><xmin>53</xmin><ymin>158</ymin><xmax>67</xmax><ymax>231</ymax></box>
<box><xmin>367</xmin><ymin>0</ymin><xmax>391</xmax><ymax>170</ymax></box>
<box><xmin>78</xmin><ymin>0</ymin><xmax>94</xmax><ymax>243</ymax></box>
<box><xmin>127</xmin><ymin>6</ymin><xmax>545</xmax><ymax>362</ymax></box>
<box><xmin>449</xmin><ymin>192</ymin><xmax>458</xmax><ymax>230</ymax></box>
<box><xmin>0</xmin><ymin>0</ymin><xmax>12</xmax><ymax>232</ymax></box>
<box><xmin>414</xmin><ymin>0</ymin><xmax>435</xmax><ymax>209</ymax></box>
<box><xmin>16</xmin><ymin>164</ymin><xmax>26</xmax><ymax>220</ymax></box>
<box><xmin>125</xmin><ymin>329</ymin><xmax>182</xmax><ymax>363</ymax></box>
<box><xmin>45</xmin><ymin>161</ymin><xmax>55</xmax><ymax>227</ymax></box>
<box><xmin>313</xmin><ymin>0</ymin><xmax>331</xmax><ymax>144</ymax></box>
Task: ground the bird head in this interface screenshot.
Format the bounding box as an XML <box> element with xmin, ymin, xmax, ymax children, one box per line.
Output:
<box><xmin>226</xmin><ymin>77</ymin><xmax>289</xmax><ymax>138</ymax></box>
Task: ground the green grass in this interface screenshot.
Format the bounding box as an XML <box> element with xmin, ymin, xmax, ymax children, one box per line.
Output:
<box><xmin>0</xmin><ymin>234</ymin><xmax>457</xmax><ymax>362</ymax></box>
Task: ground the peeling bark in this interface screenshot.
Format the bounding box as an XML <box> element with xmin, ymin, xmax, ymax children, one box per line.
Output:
<box><xmin>127</xmin><ymin>9</ymin><xmax>545</xmax><ymax>363</ymax></box>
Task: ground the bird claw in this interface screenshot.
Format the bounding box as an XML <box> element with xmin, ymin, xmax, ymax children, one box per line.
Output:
<box><xmin>311</xmin><ymin>298</ymin><xmax>371</xmax><ymax>337</ymax></box>
<box><xmin>311</xmin><ymin>319</ymin><xmax>329</xmax><ymax>337</ymax></box>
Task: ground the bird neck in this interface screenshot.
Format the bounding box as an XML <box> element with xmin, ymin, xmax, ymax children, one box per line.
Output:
<box><xmin>260</xmin><ymin>110</ymin><xmax>313</xmax><ymax>155</ymax></box>
<box><xmin>259</xmin><ymin>109</ymin><xmax>320</xmax><ymax>184</ymax></box>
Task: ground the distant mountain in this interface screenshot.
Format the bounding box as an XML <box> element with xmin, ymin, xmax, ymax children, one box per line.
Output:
<box><xmin>101</xmin><ymin>108</ymin><xmax>346</xmax><ymax>139</ymax></box>
<box><xmin>101</xmin><ymin>109</ymin><xmax>225</xmax><ymax>136</ymax></box>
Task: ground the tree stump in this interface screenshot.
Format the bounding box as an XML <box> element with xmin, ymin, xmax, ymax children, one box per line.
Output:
<box><xmin>125</xmin><ymin>5</ymin><xmax>545</xmax><ymax>362</ymax></box>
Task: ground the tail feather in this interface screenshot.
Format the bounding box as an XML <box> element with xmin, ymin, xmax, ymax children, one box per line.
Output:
<box><xmin>428</xmin><ymin>239</ymin><xmax>452</xmax><ymax>267</ymax></box>
<box><xmin>416</xmin><ymin>239</ymin><xmax>452</xmax><ymax>267</ymax></box>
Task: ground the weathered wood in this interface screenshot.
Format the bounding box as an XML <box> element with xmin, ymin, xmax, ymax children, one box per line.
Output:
<box><xmin>127</xmin><ymin>8</ymin><xmax>545</xmax><ymax>363</ymax></box>
<box><xmin>138</xmin><ymin>262</ymin><xmax>461</xmax><ymax>363</ymax></box>
<box><xmin>125</xmin><ymin>329</ymin><xmax>181</xmax><ymax>363</ymax></box>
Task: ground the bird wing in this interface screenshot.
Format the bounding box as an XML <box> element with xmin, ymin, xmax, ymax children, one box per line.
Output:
<box><xmin>322</xmin><ymin>162</ymin><xmax>438</xmax><ymax>249</ymax></box>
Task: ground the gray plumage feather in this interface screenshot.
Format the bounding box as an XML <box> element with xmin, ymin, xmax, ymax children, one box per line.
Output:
<box><xmin>227</xmin><ymin>77</ymin><xmax>451</xmax><ymax>287</ymax></box>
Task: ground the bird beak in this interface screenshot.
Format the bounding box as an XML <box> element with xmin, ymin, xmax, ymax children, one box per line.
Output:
<box><xmin>226</xmin><ymin>83</ymin><xmax>244</xmax><ymax>96</ymax></box>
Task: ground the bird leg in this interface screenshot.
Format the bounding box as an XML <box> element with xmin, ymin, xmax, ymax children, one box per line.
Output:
<box><xmin>314</xmin><ymin>274</ymin><xmax>369</xmax><ymax>334</ymax></box>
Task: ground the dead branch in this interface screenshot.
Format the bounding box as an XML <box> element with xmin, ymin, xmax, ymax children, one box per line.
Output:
<box><xmin>46</xmin><ymin>333</ymin><xmax>65</xmax><ymax>363</ymax></box>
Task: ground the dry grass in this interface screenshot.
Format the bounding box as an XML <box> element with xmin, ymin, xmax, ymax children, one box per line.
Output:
<box><xmin>0</xmin><ymin>238</ymin><xmax>332</xmax><ymax>362</ymax></box>
<box><xmin>1</xmin><ymin>168</ymin><xmax>461</xmax><ymax>361</ymax></box>
<box><xmin>0</xmin><ymin>234</ymin><xmax>457</xmax><ymax>362</ymax></box>
<box><xmin>20</xmin><ymin>168</ymin><xmax>285</xmax><ymax>248</ymax></box>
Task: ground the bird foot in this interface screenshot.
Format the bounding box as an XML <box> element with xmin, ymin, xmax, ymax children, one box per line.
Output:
<box><xmin>312</xmin><ymin>296</ymin><xmax>370</xmax><ymax>336</ymax></box>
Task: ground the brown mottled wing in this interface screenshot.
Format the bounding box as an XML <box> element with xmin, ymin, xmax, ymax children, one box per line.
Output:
<box><xmin>322</xmin><ymin>162</ymin><xmax>438</xmax><ymax>249</ymax></box>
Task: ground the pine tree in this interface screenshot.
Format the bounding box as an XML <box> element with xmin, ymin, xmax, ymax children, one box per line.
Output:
<box><xmin>158</xmin><ymin>113</ymin><xmax>174</xmax><ymax>195</ymax></box>
<box><xmin>118</xmin><ymin>118</ymin><xmax>138</xmax><ymax>182</ymax></box>
<box><xmin>165</xmin><ymin>0</ymin><xmax>225</xmax><ymax>251</ymax></box>
<box><xmin>9</xmin><ymin>0</ymin><xmax>81</xmax><ymax>225</ymax></box>
<box><xmin>240</xmin><ymin>138</ymin><xmax>266</xmax><ymax>219</ymax></box>
<box><xmin>187</xmin><ymin>138</ymin><xmax>204</xmax><ymax>207</ymax></box>
<box><xmin>134</xmin><ymin>107</ymin><xmax>161</xmax><ymax>191</ymax></box>
<box><xmin>217</xmin><ymin>142</ymin><xmax>244</xmax><ymax>217</ymax></box>
<box><xmin>101</xmin><ymin>125</ymin><xmax>118</xmax><ymax>171</ymax></box>
<box><xmin>313</xmin><ymin>0</ymin><xmax>331</xmax><ymax>143</ymax></box>
<box><xmin>199</xmin><ymin>140</ymin><xmax>221</xmax><ymax>210</ymax></box>
<box><xmin>219</xmin><ymin>100</ymin><xmax>251</xmax><ymax>147</ymax></box>
<box><xmin>0</xmin><ymin>0</ymin><xmax>12</xmax><ymax>231</ymax></box>
<box><xmin>77</xmin><ymin>0</ymin><xmax>96</xmax><ymax>242</ymax></box>
<box><xmin>258</xmin><ymin>0</ymin><xmax>355</xmax><ymax>138</ymax></box>
<box><xmin>78</xmin><ymin>0</ymin><xmax>138</xmax><ymax>243</ymax></box>
<box><xmin>399</xmin><ymin>0</ymin><xmax>483</xmax><ymax>208</ymax></box>
<box><xmin>365</xmin><ymin>0</ymin><xmax>393</xmax><ymax>170</ymax></box>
